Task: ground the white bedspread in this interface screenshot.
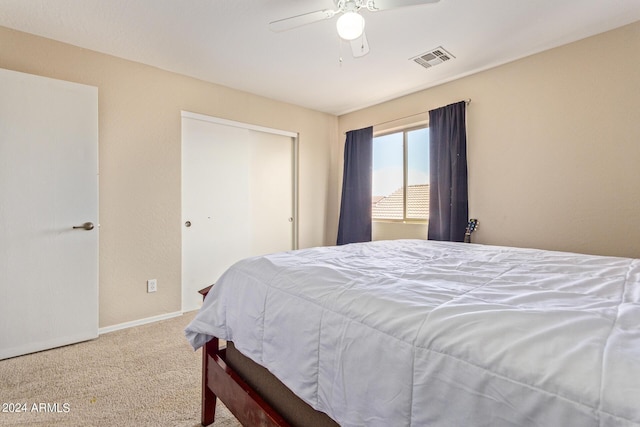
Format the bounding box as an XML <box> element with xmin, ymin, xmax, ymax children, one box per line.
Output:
<box><xmin>185</xmin><ymin>240</ymin><xmax>640</xmax><ymax>427</ymax></box>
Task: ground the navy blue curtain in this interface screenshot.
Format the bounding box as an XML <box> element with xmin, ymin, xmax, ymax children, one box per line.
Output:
<box><xmin>337</xmin><ymin>126</ymin><xmax>373</xmax><ymax>245</ymax></box>
<box><xmin>428</xmin><ymin>101</ymin><xmax>468</xmax><ymax>242</ymax></box>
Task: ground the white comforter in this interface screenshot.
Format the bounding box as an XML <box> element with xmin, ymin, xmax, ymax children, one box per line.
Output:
<box><xmin>185</xmin><ymin>240</ymin><xmax>640</xmax><ymax>427</ymax></box>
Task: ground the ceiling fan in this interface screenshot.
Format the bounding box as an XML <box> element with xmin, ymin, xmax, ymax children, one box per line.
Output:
<box><xmin>269</xmin><ymin>0</ymin><xmax>440</xmax><ymax>58</ymax></box>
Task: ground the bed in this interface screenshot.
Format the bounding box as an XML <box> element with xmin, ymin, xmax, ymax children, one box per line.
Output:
<box><xmin>185</xmin><ymin>239</ymin><xmax>640</xmax><ymax>427</ymax></box>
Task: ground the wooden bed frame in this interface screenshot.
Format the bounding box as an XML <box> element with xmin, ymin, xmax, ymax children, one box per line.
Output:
<box><xmin>200</xmin><ymin>335</ymin><xmax>289</xmax><ymax>426</ymax></box>
<box><xmin>198</xmin><ymin>286</ymin><xmax>337</xmax><ymax>427</ymax></box>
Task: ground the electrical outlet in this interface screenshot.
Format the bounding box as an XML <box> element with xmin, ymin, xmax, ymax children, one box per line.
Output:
<box><xmin>147</xmin><ymin>279</ymin><xmax>157</xmax><ymax>293</ymax></box>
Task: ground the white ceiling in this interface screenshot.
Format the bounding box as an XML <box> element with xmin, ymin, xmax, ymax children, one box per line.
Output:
<box><xmin>1</xmin><ymin>0</ymin><xmax>639</xmax><ymax>115</ymax></box>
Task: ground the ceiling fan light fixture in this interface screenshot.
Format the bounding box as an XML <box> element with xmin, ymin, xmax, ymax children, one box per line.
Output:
<box><xmin>336</xmin><ymin>11</ymin><xmax>365</xmax><ymax>41</ymax></box>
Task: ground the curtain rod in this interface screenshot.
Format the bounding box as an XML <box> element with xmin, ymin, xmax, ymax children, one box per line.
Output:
<box><xmin>373</xmin><ymin>98</ymin><xmax>471</xmax><ymax>128</ymax></box>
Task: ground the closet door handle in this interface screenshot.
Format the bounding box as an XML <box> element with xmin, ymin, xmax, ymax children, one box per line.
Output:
<box><xmin>73</xmin><ymin>222</ymin><xmax>94</xmax><ymax>230</ymax></box>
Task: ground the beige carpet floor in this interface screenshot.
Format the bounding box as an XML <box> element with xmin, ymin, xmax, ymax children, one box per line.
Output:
<box><xmin>0</xmin><ymin>312</ymin><xmax>241</xmax><ymax>426</ymax></box>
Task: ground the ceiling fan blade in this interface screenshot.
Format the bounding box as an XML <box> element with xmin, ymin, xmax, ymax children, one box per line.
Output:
<box><xmin>369</xmin><ymin>0</ymin><xmax>440</xmax><ymax>11</ymax></box>
<box><xmin>350</xmin><ymin>32</ymin><xmax>370</xmax><ymax>58</ymax></box>
<box><xmin>269</xmin><ymin>9</ymin><xmax>337</xmax><ymax>32</ymax></box>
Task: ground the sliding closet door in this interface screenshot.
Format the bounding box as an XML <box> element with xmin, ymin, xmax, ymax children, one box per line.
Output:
<box><xmin>181</xmin><ymin>113</ymin><xmax>297</xmax><ymax>312</ymax></box>
<box><xmin>247</xmin><ymin>130</ymin><xmax>295</xmax><ymax>255</ymax></box>
<box><xmin>0</xmin><ymin>68</ymin><xmax>98</xmax><ymax>360</ymax></box>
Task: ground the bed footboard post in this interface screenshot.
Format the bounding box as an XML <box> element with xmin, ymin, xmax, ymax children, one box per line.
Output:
<box><xmin>201</xmin><ymin>337</ymin><xmax>218</xmax><ymax>426</ymax></box>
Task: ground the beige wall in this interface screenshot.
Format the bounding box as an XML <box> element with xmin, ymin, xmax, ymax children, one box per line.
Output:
<box><xmin>340</xmin><ymin>21</ymin><xmax>640</xmax><ymax>259</ymax></box>
<box><xmin>0</xmin><ymin>26</ymin><xmax>340</xmax><ymax>328</ymax></box>
<box><xmin>373</xmin><ymin>222</ymin><xmax>428</xmax><ymax>241</ymax></box>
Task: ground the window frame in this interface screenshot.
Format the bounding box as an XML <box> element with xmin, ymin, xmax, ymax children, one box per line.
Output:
<box><xmin>372</xmin><ymin>124</ymin><xmax>429</xmax><ymax>224</ymax></box>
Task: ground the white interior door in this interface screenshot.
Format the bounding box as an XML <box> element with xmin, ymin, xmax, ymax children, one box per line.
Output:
<box><xmin>0</xmin><ymin>68</ymin><xmax>98</xmax><ymax>360</ymax></box>
<box><xmin>181</xmin><ymin>113</ymin><xmax>297</xmax><ymax>312</ymax></box>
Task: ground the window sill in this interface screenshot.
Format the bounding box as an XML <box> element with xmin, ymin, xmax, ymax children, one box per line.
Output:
<box><xmin>372</xmin><ymin>219</ymin><xmax>428</xmax><ymax>225</ymax></box>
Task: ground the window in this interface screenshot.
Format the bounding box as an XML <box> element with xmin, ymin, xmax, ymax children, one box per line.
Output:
<box><xmin>372</xmin><ymin>127</ymin><xmax>429</xmax><ymax>221</ymax></box>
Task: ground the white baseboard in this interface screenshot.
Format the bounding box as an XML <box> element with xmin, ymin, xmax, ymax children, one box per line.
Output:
<box><xmin>99</xmin><ymin>311</ymin><xmax>183</xmax><ymax>335</ymax></box>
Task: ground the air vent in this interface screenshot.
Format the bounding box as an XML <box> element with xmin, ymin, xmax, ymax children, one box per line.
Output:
<box><xmin>411</xmin><ymin>47</ymin><xmax>455</xmax><ymax>69</ymax></box>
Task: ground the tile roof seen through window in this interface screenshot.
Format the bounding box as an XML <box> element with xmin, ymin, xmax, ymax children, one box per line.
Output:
<box><xmin>372</xmin><ymin>184</ymin><xmax>429</xmax><ymax>220</ymax></box>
